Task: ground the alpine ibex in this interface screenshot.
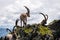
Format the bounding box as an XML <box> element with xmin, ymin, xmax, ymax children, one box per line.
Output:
<box><xmin>40</xmin><ymin>13</ymin><xmax>48</xmax><ymax>26</ymax></box>
<box><xmin>5</xmin><ymin>28</ymin><xmax>17</xmax><ymax>40</ymax></box>
<box><xmin>20</xmin><ymin>6</ymin><xmax>30</xmax><ymax>27</ymax></box>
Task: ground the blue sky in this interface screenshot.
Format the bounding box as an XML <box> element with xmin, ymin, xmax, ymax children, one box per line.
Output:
<box><xmin>0</xmin><ymin>0</ymin><xmax>60</xmax><ymax>28</ymax></box>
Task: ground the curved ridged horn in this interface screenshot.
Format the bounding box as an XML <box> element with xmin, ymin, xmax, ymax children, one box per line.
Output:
<box><xmin>40</xmin><ymin>13</ymin><xmax>46</xmax><ymax>20</ymax></box>
<box><xmin>15</xmin><ymin>19</ymin><xmax>19</xmax><ymax>26</ymax></box>
<box><xmin>45</xmin><ymin>14</ymin><xmax>48</xmax><ymax>21</ymax></box>
<box><xmin>13</xmin><ymin>19</ymin><xmax>19</xmax><ymax>31</ymax></box>
<box><xmin>24</xmin><ymin>6</ymin><xmax>30</xmax><ymax>14</ymax></box>
<box><xmin>6</xmin><ymin>28</ymin><xmax>12</xmax><ymax>32</ymax></box>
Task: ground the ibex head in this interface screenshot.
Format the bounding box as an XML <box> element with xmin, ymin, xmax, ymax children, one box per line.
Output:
<box><xmin>40</xmin><ymin>13</ymin><xmax>48</xmax><ymax>25</ymax></box>
<box><xmin>24</xmin><ymin>6</ymin><xmax>30</xmax><ymax>17</ymax></box>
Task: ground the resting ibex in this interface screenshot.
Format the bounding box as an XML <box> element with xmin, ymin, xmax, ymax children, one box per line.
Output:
<box><xmin>5</xmin><ymin>28</ymin><xmax>17</xmax><ymax>40</ymax></box>
<box><xmin>20</xmin><ymin>6</ymin><xmax>30</xmax><ymax>27</ymax></box>
<box><xmin>40</xmin><ymin>13</ymin><xmax>48</xmax><ymax>26</ymax></box>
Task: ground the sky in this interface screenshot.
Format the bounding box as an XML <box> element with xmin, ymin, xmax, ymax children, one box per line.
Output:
<box><xmin>0</xmin><ymin>0</ymin><xmax>60</xmax><ymax>28</ymax></box>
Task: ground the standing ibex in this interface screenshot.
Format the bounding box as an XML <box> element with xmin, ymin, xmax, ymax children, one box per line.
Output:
<box><xmin>20</xmin><ymin>6</ymin><xmax>30</xmax><ymax>27</ymax></box>
<box><xmin>40</xmin><ymin>13</ymin><xmax>48</xmax><ymax>26</ymax></box>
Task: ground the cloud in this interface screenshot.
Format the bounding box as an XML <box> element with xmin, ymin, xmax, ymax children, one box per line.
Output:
<box><xmin>0</xmin><ymin>0</ymin><xmax>15</xmax><ymax>9</ymax></box>
<box><xmin>32</xmin><ymin>0</ymin><xmax>60</xmax><ymax>24</ymax></box>
<box><xmin>0</xmin><ymin>0</ymin><xmax>60</xmax><ymax>28</ymax></box>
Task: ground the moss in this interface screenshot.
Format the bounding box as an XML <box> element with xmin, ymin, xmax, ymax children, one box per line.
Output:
<box><xmin>23</xmin><ymin>27</ymin><xmax>33</xmax><ymax>34</ymax></box>
<box><xmin>37</xmin><ymin>25</ymin><xmax>53</xmax><ymax>36</ymax></box>
<box><xmin>14</xmin><ymin>24</ymin><xmax>53</xmax><ymax>37</ymax></box>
